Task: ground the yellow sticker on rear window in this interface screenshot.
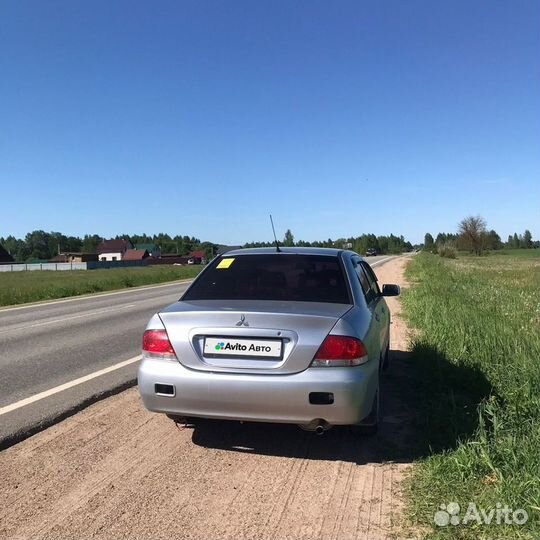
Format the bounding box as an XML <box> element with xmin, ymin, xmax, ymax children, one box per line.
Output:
<box><xmin>217</xmin><ymin>258</ymin><xmax>235</xmax><ymax>269</ymax></box>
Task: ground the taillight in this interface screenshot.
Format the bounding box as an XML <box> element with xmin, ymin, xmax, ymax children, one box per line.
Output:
<box><xmin>310</xmin><ymin>335</ymin><xmax>368</xmax><ymax>367</ymax></box>
<box><xmin>142</xmin><ymin>329</ymin><xmax>176</xmax><ymax>358</ymax></box>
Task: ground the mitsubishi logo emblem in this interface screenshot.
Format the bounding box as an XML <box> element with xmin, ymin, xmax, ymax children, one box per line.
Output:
<box><xmin>236</xmin><ymin>314</ymin><xmax>249</xmax><ymax>327</ymax></box>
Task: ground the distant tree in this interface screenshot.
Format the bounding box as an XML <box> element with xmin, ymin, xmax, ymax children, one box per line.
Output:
<box><xmin>362</xmin><ymin>234</ymin><xmax>378</xmax><ymax>252</ymax></box>
<box><xmin>130</xmin><ymin>233</ymin><xmax>153</xmax><ymax>245</ymax></box>
<box><xmin>458</xmin><ymin>215</ymin><xmax>487</xmax><ymax>255</ymax></box>
<box><xmin>486</xmin><ymin>229</ymin><xmax>502</xmax><ymax>250</ymax></box>
<box><xmin>354</xmin><ymin>236</ymin><xmax>368</xmax><ymax>255</ymax></box>
<box><xmin>424</xmin><ymin>233</ymin><xmax>435</xmax><ymax>251</ymax></box>
<box><xmin>523</xmin><ymin>230</ymin><xmax>533</xmax><ymax>249</ymax></box>
<box><xmin>2</xmin><ymin>229</ymin><xmax>416</xmax><ymax>262</ymax></box>
<box><xmin>243</xmin><ymin>240</ymin><xmax>273</xmax><ymax>248</ymax></box>
<box><xmin>48</xmin><ymin>231</ymin><xmax>82</xmax><ymax>255</ymax></box>
<box><xmin>153</xmin><ymin>233</ymin><xmax>177</xmax><ymax>254</ymax></box>
<box><xmin>25</xmin><ymin>230</ymin><xmax>53</xmax><ymax>260</ymax></box>
<box><xmin>283</xmin><ymin>229</ymin><xmax>294</xmax><ymax>247</ymax></box>
<box><xmin>169</xmin><ymin>235</ymin><xmax>182</xmax><ymax>254</ymax></box>
<box><xmin>81</xmin><ymin>234</ymin><xmax>102</xmax><ymax>252</ymax></box>
<box><xmin>196</xmin><ymin>241</ymin><xmax>218</xmax><ymax>260</ymax></box>
<box><xmin>161</xmin><ymin>241</ymin><xmax>178</xmax><ymax>254</ymax></box>
<box><xmin>385</xmin><ymin>234</ymin><xmax>403</xmax><ymax>254</ymax></box>
<box><xmin>65</xmin><ymin>235</ymin><xmax>82</xmax><ymax>252</ymax></box>
<box><xmin>513</xmin><ymin>232</ymin><xmax>520</xmax><ymax>249</ymax></box>
<box><xmin>181</xmin><ymin>235</ymin><xmax>196</xmax><ymax>255</ymax></box>
<box><xmin>350</xmin><ymin>233</ymin><xmax>410</xmax><ymax>255</ymax></box>
<box><xmin>0</xmin><ymin>235</ymin><xmax>29</xmax><ymax>262</ymax></box>
<box><xmin>378</xmin><ymin>236</ymin><xmax>389</xmax><ymax>253</ymax></box>
<box><xmin>434</xmin><ymin>232</ymin><xmax>459</xmax><ymax>247</ymax></box>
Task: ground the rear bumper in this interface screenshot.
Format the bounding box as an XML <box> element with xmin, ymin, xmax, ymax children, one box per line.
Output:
<box><xmin>137</xmin><ymin>357</ymin><xmax>378</xmax><ymax>426</ymax></box>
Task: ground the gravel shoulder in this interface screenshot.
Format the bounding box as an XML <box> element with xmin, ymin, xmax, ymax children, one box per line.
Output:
<box><xmin>0</xmin><ymin>256</ymin><xmax>417</xmax><ymax>540</ymax></box>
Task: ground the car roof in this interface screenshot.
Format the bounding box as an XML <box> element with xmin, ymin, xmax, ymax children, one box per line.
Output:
<box><xmin>221</xmin><ymin>246</ymin><xmax>361</xmax><ymax>258</ymax></box>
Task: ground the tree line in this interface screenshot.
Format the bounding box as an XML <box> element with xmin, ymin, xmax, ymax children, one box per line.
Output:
<box><xmin>424</xmin><ymin>216</ymin><xmax>536</xmax><ymax>256</ymax></box>
<box><xmin>0</xmin><ymin>231</ymin><xmax>208</xmax><ymax>262</ymax></box>
<box><xmin>6</xmin><ymin>221</ymin><xmax>533</xmax><ymax>263</ymax></box>
<box><xmin>1</xmin><ymin>229</ymin><xmax>414</xmax><ymax>262</ymax></box>
<box><xmin>245</xmin><ymin>229</ymin><xmax>413</xmax><ymax>254</ymax></box>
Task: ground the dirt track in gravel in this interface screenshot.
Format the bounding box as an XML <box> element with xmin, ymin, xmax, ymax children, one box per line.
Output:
<box><xmin>0</xmin><ymin>256</ymin><xmax>418</xmax><ymax>540</ymax></box>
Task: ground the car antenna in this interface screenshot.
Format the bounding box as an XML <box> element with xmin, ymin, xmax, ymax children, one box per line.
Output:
<box><xmin>269</xmin><ymin>214</ymin><xmax>281</xmax><ymax>252</ymax></box>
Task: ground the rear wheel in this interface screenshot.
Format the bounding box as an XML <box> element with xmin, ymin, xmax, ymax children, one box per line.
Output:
<box><xmin>350</xmin><ymin>385</ymin><xmax>379</xmax><ymax>436</ymax></box>
<box><xmin>382</xmin><ymin>344</ymin><xmax>390</xmax><ymax>372</ymax></box>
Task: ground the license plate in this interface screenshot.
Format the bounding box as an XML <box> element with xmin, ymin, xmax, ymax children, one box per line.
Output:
<box><xmin>204</xmin><ymin>337</ymin><xmax>282</xmax><ymax>359</ymax></box>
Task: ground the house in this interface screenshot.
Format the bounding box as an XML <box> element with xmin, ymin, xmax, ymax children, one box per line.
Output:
<box><xmin>188</xmin><ymin>250</ymin><xmax>207</xmax><ymax>265</ymax></box>
<box><xmin>0</xmin><ymin>244</ymin><xmax>15</xmax><ymax>263</ymax></box>
<box><xmin>96</xmin><ymin>239</ymin><xmax>134</xmax><ymax>262</ymax></box>
<box><xmin>134</xmin><ymin>243</ymin><xmax>161</xmax><ymax>258</ymax></box>
<box><xmin>49</xmin><ymin>252</ymin><xmax>99</xmax><ymax>263</ymax></box>
<box><xmin>122</xmin><ymin>249</ymin><xmax>149</xmax><ymax>261</ymax></box>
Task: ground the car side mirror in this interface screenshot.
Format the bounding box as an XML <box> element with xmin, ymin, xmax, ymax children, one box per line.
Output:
<box><xmin>382</xmin><ymin>284</ymin><xmax>400</xmax><ymax>296</ymax></box>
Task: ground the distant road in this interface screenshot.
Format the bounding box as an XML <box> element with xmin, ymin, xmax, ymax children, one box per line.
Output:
<box><xmin>0</xmin><ymin>254</ymin><xmax>394</xmax><ymax>448</ymax></box>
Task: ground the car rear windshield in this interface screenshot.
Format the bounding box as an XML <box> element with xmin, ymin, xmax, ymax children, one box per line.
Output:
<box><xmin>182</xmin><ymin>254</ymin><xmax>351</xmax><ymax>304</ymax></box>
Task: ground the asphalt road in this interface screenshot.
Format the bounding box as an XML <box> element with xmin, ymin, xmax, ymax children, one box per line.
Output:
<box><xmin>0</xmin><ymin>254</ymin><xmax>393</xmax><ymax>448</ymax></box>
<box><xmin>0</xmin><ymin>280</ymin><xmax>191</xmax><ymax>447</ymax></box>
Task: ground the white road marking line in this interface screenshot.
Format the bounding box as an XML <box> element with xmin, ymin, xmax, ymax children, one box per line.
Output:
<box><xmin>0</xmin><ymin>304</ymin><xmax>137</xmax><ymax>335</ymax></box>
<box><xmin>370</xmin><ymin>256</ymin><xmax>396</xmax><ymax>267</ymax></box>
<box><xmin>0</xmin><ymin>279</ymin><xmax>194</xmax><ymax>313</ymax></box>
<box><xmin>0</xmin><ymin>355</ymin><xmax>142</xmax><ymax>416</ymax></box>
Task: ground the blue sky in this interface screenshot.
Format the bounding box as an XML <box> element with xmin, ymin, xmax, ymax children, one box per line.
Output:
<box><xmin>1</xmin><ymin>0</ymin><xmax>538</xmax><ymax>244</ymax></box>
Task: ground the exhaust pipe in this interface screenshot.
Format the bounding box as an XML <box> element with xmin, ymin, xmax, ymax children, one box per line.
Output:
<box><xmin>298</xmin><ymin>419</ymin><xmax>330</xmax><ymax>434</ymax></box>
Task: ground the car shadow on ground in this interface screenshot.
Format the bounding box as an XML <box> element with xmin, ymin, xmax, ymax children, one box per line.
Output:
<box><xmin>190</xmin><ymin>346</ymin><xmax>493</xmax><ymax>465</ymax></box>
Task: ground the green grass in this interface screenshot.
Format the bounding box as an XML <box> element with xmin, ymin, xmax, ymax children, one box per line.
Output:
<box><xmin>402</xmin><ymin>252</ymin><xmax>540</xmax><ymax>539</ymax></box>
<box><xmin>493</xmin><ymin>248</ymin><xmax>540</xmax><ymax>258</ymax></box>
<box><xmin>0</xmin><ymin>265</ymin><xmax>203</xmax><ymax>307</ymax></box>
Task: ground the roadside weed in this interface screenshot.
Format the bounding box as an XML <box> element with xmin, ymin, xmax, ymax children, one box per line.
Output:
<box><xmin>0</xmin><ymin>265</ymin><xmax>203</xmax><ymax>306</ymax></box>
<box><xmin>402</xmin><ymin>252</ymin><xmax>540</xmax><ymax>539</ymax></box>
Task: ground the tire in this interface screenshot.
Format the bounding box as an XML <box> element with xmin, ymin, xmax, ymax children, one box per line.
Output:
<box><xmin>382</xmin><ymin>344</ymin><xmax>390</xmax><ymax>372</ymax></box>
<box><xmin>350</xmin><ymin>386</ymin><xmax>379</xmax><ymax>436</ymax></box>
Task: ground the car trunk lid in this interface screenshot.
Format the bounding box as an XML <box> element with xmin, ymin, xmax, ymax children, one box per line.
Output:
<box><xmin>159</xmin><ymin>299</ymin><xmax>352</xmax><ymax>374</ymax></box>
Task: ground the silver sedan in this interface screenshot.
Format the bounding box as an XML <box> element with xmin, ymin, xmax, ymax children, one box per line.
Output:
<box><xmin>138</xmin><ymin>247</ymin><xmax>399</xmax><ymax>435</ymax></box>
